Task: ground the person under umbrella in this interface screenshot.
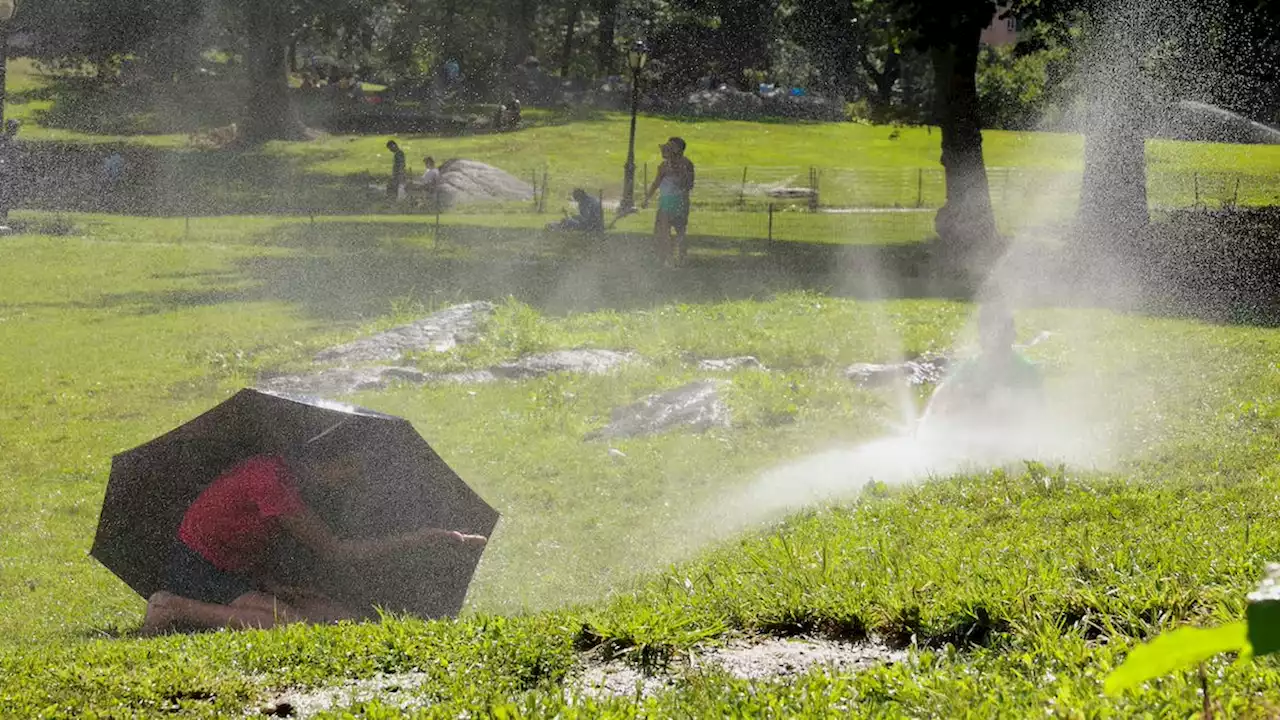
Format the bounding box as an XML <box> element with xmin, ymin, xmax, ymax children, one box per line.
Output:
<box><xmin>141</xmin><ymin>422</ymin><xmax>487</xmax><ymax>635</ymax></box>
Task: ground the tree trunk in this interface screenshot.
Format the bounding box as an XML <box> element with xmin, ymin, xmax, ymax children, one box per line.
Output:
<box><xmin>930</xmin><ymin>26</ymin><xmax>999</xmax><ymax>274</ymax></box>
<box><xmin>560</xmin><ymin>0</ymin><xmax>581</xmax><ymax>77</ymax></box>
<box><xmin>507</xmin><ymin>0</ymin><xmax>537</xmax><ymax>68</ymax></box>
<box><xmin>1078</xmin><ymin>39</ymin><xmax>1148</xmax><ymax>235</ymax></box>
<box><xmin>241</xmin><ymin>2</ymin><xmax>306</xmax><ymax>143</ymax></box>
<box><xmin>595</xmin><ymin>0</ymin><xmax>617</xmax><ymax>76</ymax></box>
<box><xmin>860</xmin><ymin>50</ymin><xmax>901</xmax><ymax>119</ymax></box>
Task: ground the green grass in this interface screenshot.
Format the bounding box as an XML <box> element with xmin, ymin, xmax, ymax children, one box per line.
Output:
<box><xmin>6</xmin><ymin>212</ymin><xmax>1280</xmax><ymax>716</ymax></box>
<box><xmin>6</xmin><ymin>60</ymin><xmax>1280</xmax><ymax>233</ymax></box>
<box><xmin>7</xmin><ymin>59</ymin><xmax>1280</xmax><ymax>717</ymax></box>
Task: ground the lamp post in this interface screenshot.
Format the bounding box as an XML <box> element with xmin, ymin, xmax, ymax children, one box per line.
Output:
<box><xmin>0</xmin><ymin>0</ymin><xmax>16</xmax><ymax>229</ymax></box>
<box><xmin>0</xmin><ymin>0</ymin><xmax>13</xmax><ymax>129</ymax></box>
<box><xmin>619</xmin><ymin>39</ymin><xmax>647</xmax><ymax>214</ymax></box>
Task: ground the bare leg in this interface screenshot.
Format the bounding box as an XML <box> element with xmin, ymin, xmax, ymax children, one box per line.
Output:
<box><xmin>673</xmin><ymin>222</ymin><xmax>688</xmax><ymax>267</ymax></box>
<box><xmin>653</xmin><ymin>212</ymin><xmax>672</xmax><ymax>267</ymax></box>
<box><xmin>141</xmin><ymin>591</ymin><xmax>302</xmax><ymax>636</ymax></box>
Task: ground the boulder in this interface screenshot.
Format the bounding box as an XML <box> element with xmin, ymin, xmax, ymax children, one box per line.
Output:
<box><xmin>315</xmin><ymin>301</ymin><xmax>496</xmax><ymax>365</ymax></box>
<box><xmin>588</xmin><ymin>380</ymin><xmax>731</xmax><ymax>439</ymax></box>
<box><xmin>844</xmin><ymin>354</ymin><xmax>951</xmax><ymax>389</ymax></box>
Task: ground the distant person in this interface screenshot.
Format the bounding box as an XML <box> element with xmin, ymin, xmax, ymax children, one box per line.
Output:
<box><xmin>103</xmin><ymin>152</ymin><xmax>126</xmax><ymax>183</ymax></box>
<box><xmin>419</xmin><ymin>156</ymin><xmax>441</xmax><ymax>187</ymax></box>
<box><xmin>141</xmin><ymin>430</ymin><xmax>487</xmax><ymax>635</ymax></box>
<box><xmin>642</xmin><ymin>137</ymin><xmax>695</xmax><ymax>268</ymax></box>
<box><xmin>920</xmin><ymin>303</ymin><xmax>1043</xmax><ymax>432</ymax></box>
<box><xmin>494</xmin><ymin>96</ymin><xmax>522</xmax><ymax>131</ymax></box>
<box><xmin>547</xmin><ymin>189</ymin><xmax>603</xmax><ymax>232</ymax></box>
<box><xmin>386</xmin><ymin>140</ymin><xmax>407</xmax><ymax>199</ymax></box>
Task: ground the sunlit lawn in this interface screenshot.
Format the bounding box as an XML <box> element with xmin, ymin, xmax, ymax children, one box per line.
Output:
<box><xmin>5</xmin><ymin>213</ymin><xmax>1280</xmax><ymax>715</ymax></box>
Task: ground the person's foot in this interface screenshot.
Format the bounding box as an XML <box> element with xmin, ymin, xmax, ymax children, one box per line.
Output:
<box><xmin>140</xmin><ymin>591</ymin><xmax>181</xmax><ymax>637</ymax></box>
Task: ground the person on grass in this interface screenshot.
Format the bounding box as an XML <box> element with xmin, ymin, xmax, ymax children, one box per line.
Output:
<box><xmin>386</xmin><ymin>140</ymin><xmax>407</xmax><ymax>199</ymax></box>
<box><xmin>419</xmin><ymin>156</ymin><xmax>441</xmax><ymax>188</ymax></box>
<box><xmin>642</xmin><ymin>137</ymin><xmax>695</xmax><ymax>268</ymax></box>
<box><xmin>141</xmin><ymin>429</ymin><xmax>486</xmax><ymax>635</ymax></box>
<box><xmin>920</xmin><ymin>302</ymin><xmax>1043</xmax><ymax>433</ymax></box>
<box><xmin>546</xmin><ymin>189</ymin><xmax>604</xmax><ymax>232</ymax></box>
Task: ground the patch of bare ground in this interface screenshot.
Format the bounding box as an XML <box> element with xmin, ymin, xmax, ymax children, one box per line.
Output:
<box><xmin>572</xmin><ymin>636</ymin><xmax>907</xmax><ymax>701</ymax></box>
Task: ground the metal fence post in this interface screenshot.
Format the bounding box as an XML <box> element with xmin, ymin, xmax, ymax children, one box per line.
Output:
<box><xmin>1193</xmin><ymin>172</ymin><xmax>1200</xmax><ymax>208</ymax></box>
<box><xmin>768</xmin><ymin>202</ymin><xmax>774</xmax><ymax>245</ymax></box>
<box><xmin>739</xmin><ymin>166</ymin><xmax>748</xmax><ymax>209</ymax></box>
<box><xmin>916</xmin><ymin>168</ymin><xmax>923</xmax><ymax>208</ymax></box>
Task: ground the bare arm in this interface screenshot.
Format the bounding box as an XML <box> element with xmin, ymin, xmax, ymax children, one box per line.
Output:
<box><xmin>643</xmin><ymin>163</ymin><xmax>667</xmax><ymax>207</ymax></box>
<box><xmin>279</xmin><ymin>507</ymin><xmax>486</xmax><ymax>565</ymax></box>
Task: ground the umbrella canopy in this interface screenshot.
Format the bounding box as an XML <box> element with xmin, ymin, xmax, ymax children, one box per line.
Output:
<box><xmin>91</xmin><ymin>388</ymin><xmax>499</xmax><ymax>619</ymax></box>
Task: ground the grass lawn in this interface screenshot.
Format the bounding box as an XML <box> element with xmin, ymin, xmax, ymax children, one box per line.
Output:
<box><xmin>5</xmin><ymin>212</ymin><xmax>1280</xmax><ymax>716</ymax></box>
<box><xmin>6</xmin><ymin>60</ymin><xmax>1280</xmax><ymax>717</ymax></box>
<box><xmin>7</xmin><ymin>59</ymin><xmax>1280</xmax><ymax>232</ymax></box>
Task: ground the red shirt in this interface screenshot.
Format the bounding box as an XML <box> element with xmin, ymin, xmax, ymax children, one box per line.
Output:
<box><xmin>178</xmin><ymin>455</ymin><xmax>306</xmax><ymax>572</ymax></box>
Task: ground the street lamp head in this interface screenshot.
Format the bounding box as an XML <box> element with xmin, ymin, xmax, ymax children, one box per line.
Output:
<box><xmin>0</xmin><ymin>0</ymin><xmax>15</xmax><ymax>22</ymax></box>
<box><xmin>627</xmin><ymin>40</ymin><xmax>648</xmax><ymax>72</ymax></box>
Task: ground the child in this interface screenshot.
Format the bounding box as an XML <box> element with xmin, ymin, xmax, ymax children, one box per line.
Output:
<box><xmin>141</xmin><ymin>426</ymin><xmax>486</xmax><ymax>635</ymax></box>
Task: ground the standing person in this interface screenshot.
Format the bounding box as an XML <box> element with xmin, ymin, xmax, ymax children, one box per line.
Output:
<box><xmin>643</xmin><ymin>137</ymin><xmax>695</xmax><ymax>268</ymax></box>
<box><xmin>386</xmin><ymin>140</ymin><xmax>407</xmax><ymax>199</ymax></box>
<box><xmin>140</xmin><ymin>430</ymin><xmax>487</xmax><ymax>635</ymax></box>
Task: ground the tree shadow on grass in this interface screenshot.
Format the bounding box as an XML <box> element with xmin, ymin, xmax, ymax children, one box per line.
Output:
<box><xmin>76</xmin><ymin>209</ymin><xmax>1280</xmax><ymax>327</ymax></box>
<box><xmin>79</xmin><ymin>218</ymin><xmax>954</xmax><ymax>319</ymax></box>
<box><xmin>16</xmin><ymin>140</ymin><xmax>382</xmax><ymax>217</ymax></box>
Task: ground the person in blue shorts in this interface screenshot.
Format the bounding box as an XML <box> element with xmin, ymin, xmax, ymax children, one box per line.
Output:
<box><xmin>643</xmin><ymin>137</ymin><xmax>695</xmax><ymax>268</ymax></box>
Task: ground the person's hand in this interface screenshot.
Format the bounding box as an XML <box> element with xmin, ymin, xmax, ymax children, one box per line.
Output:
<box><xmin>436</xmin><ymin>529</ymin><xmax>487</xmax><ymax>547</ymax></box>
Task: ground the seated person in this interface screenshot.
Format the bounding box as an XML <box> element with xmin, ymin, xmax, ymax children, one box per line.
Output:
<box><xmin>546</xmin><ymin>189</ymin><xmax>604</xmax><ymax>232</ymax></box>
<box><xmin>919</xmin><ymin>302</ymin><xmax>1043</xmax><ymax>436</ymax></box>
<box><xmin>141</xmin><ymin>433</ymin><xmax>486</xmax><ymax>635</ymax></box>
<box><xmin>418</xmin><ymin>156</ymin><xmax>441</xmax><ymax>188</ymax></box>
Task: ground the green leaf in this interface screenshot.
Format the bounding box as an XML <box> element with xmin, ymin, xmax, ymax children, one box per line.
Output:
<box><xmin>1104</xmin><ymin>622</ymin><xmax>1249</xmax><ymax>696</ymax></box>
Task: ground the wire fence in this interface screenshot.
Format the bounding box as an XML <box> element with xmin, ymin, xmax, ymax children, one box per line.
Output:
<box><xmin>446</xmin><ymin>164</ymin><xmax>1280</xmax><ymax>246</ymax></box>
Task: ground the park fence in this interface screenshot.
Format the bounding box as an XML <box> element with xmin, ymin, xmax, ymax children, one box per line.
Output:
<box><xmin>494</xmin><ymin>163</ymin><xmax>1280</xmax><ymax>247</ymax></box>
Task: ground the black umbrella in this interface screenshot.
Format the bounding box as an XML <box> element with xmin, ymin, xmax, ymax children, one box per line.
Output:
<box><xmin>90</xmin><ymin>388</ymin><xmax>499</xmax><ymax>619</ymax></box>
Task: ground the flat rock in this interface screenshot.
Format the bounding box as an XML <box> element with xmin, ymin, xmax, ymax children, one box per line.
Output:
<box><xmin>256</xmin><ymin>349</ymin><xmax>635</xmax><ymax>399</ymax></box>
<box><xmin>314</xmin><ymin>302</ymin><xmax>495</xmax><ymax>365</ymax></box>
<box><xmin>491</xmin><ymin>349</ymin><xmax>636</xmax><ymax>379</ymax></box>
<box><xmin>588</xmin><ymin>380</ymin><xmax>730</xmax><ymax>440</ymax></box>
<box><xmin>844</xmin><ymin>354</ymin><xmax>950</xmax><ymax>388</ymax></box>
<box><xmin>256</xmin><ymin>366</ymin><xmax>428</xmax><ymax>396</ymax></box>
<box><xmin>696</xmin><ymin>356</ymin><xmax>766</xmax><ymax>372</ymax></box>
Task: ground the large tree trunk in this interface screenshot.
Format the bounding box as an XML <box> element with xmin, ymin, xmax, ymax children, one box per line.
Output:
<box><xmin>1078</xmin><ymin>28</ymin><xmax>1148</xmax><ymax>235</ymax></box>
<box><xmin>241</xmin><ymin>2</ymin><xmax>306</xmax><ymax>144</ymax></box>
<box><xmin>595</xmin><ymin>0</ymin><xmax>617</xmax><ymax>76</ymax></box>
<box><xmin>1079</xmin><ymin>105</ymin><xmax>1148</xmax><ymax>234</ymax></box>
<box><xmin>507</xmin><ymin>0</ymin><xmax>537</xmax><ymax>67</ymax></box>
<box><xmin>930</xmin><ymin>25</ymin><xmax>1000</xmax><ymax>274</ymax></box>
<box><xmin>859</xmin><ymin>50</ymin><xmax>901</xmax><ymax>119</ymax></box>
<box><xmin>560</xmin><ymin>0</ymin><xmax>582</xmax><ymax>77</ymax></box>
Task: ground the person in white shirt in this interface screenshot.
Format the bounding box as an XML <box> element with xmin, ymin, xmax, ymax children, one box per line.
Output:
<box><xmin>419</xmin><ymin>156</ymin><xmax>441</xmax><ymax>188</ymax></box>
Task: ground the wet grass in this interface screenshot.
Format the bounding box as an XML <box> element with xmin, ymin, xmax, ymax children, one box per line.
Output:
<box><xmin>5</xmin><ymin>213</ymin><xmax>1280</xmax><ymax>716</ymax></box>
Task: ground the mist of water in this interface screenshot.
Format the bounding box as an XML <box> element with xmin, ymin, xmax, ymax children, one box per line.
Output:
<box><xmin>680</xmin><ymin>0</ymin><xmax>1246</xmax><ymax>546</ymax></box>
